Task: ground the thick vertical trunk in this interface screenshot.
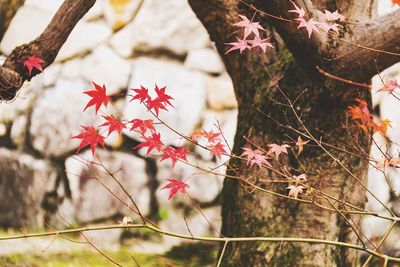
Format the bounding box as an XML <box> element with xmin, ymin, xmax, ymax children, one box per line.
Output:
<box><xmin>187</xmin><ymin>1</ymin><xmax>382</xmax><ymax>265</ymax></box>
<box><xmin>219</xmin><ymin>50</ymin><xmax>371</xmax><ymax>266</ymax></box>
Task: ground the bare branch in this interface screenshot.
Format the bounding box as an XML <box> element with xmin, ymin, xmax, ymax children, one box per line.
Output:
<box><xmin>0</xmin><ymin>0</ymin><xmax>96</xmax><ymax>101</ymax></box>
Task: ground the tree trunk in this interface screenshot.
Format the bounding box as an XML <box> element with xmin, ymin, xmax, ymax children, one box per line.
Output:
<box><xmin>0</xmin><ymin>0</ymin><xmax>25</xmax><ymax>42</ymax></box>
<box><xmin>187</xmin><ymin>1</ymin><xmax>383</xmax><ymax>265</ymax></box>
<box><xmin>220</xmin><ymin>49</ymin><xmax>370</xmax><ymax>266</ymax></box>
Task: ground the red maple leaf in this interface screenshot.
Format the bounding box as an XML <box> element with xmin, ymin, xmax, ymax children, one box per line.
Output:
<box><xmin>130</xmin><ymin>86</ymin><xmax>149</xmax><ymax>103</ymax></box>
<box><xmin>130</xmin><ymin>85</ymin><xmax>174</xmax><ymax>116</ymax></box>
<box><xmin>201</xmin><ymin>130</ymin><xmax>221</xmax><ymax>143</ymax></box>
<box><xmin>83</xmin><ymin>82</ymin><xmax>109</xmax><ymax>114</ymax></box>
<box><xmin>208</xmin><ymin>142</ymin><xmax>227</xmax><ymax>160</ymax></box>
<box><xmin>23</xmin><ymin>56</ymin><xmax>44</xmax><ymax>76</ymax></box>
<box><xmin>155</xmin><ymin>84</ymin><xmax>174</xmax><ymax>108</ymax></box>
<box><xmin>72</xmin><ymin>126</ymin><xmax>105</xmax><ymax>155</ymax></box>
<box><xmin>99</xmin><ymin>115</ymin><xmax>126</xmax><ymax>136</ymax></box>
<box><xmin>161</xmin><ymin>178</ymin><xmax>189</xmax><ymax>200</ymax></box>
<box><xmin>134</xmin><ymin>132</ymin><xmax>164</xmax><ymax>155</ymax></box>
<box><xmin>129</xmin><ymin>119</ymin><xmax>156</xmax><ymax>135</ymax></box>
<box><xmin>161</xmin><ymin>146</ymin><xmax>188</xmax><ymax>168</ymax></box>
<box><xmin>147</xmin><ymin>97</ymin><xmax>168</xmax><ymax>116</ymax></box>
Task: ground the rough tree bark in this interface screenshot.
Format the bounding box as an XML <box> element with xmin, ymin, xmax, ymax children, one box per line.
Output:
<box><xmin>189</xmin><ymin>0</ymin><xmax>400</xmax><ymax>266</ymax></box>
<box><xmin>0</xmin><ymin>0</ymin><xmax>95</xmax><ymax>101</ymax></box>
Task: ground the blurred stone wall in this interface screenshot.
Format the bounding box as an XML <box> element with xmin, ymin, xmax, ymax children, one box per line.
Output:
<box><xmin>0</xmin><ymin>0</ymin><xmax>400</xmax><ymax>255</ymax></box>
<box><xmin>0</xmin><ymin>0</ymin><xmax>237</xmax><ymax>251</ymax></box>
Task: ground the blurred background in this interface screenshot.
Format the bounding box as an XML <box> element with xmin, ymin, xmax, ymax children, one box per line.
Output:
<box><xmin>0</xmin><ymin>0</ymin><xmax>399</xmax><ymax>265</ymax></box>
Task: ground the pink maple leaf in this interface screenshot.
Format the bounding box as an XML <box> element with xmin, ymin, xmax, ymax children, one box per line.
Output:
<box><xmin>162</xmin><ymin>178</ymin><xmax>189</xmax><ymax>200</ymax></box>
<box><xmin>286</xmin><ymin>185</ymin><xmax>305</xmax><ymax>198</ymax></box>
<box><xmin>23</xmin><ymin>56</ymin><xmax>44</xmax><ymax>76</ymax></box>
<box><xmin>292</xmin><ymin>174</ymin><xmax>307</xmax><ymax>183</ymax></box>
<box><xmin>268</xmin><ymin>143</ymin><xmax>290</xmax><ymax>159</ymax></box>
<box><xmin>296</xmin><ymin>136</ymin><xmax>310</xmax><ymax>154</ymax></box>
<box><xmin>378</xmin><ymin>80</ymin><xmax>400</xmax><ymax>94</ymax></box>
<box><xmin>297</xmin><ymin>18</ymin><xmax>320</xmax><ymax>38</ymax></box>
<box><xmin>288</xmin><ymin>1</ymin><xmax>306</xmax><ymax>18</ymax></box>
<box><xmin>241</xmin><ymin>147</ymin><xmax>272</xmax><ymax>168</ymax></box>
<box><xmin>249</xmin><ymin>36</ymin><xmax>274</xmax><ymax>53</ymax></box>
<box><xmin>234</xmin><ymin>15</ymin><xmax>265</xmax><ymax>38</ymax></box>
<box><xmin>323</xmin><ymin>10</ymin><xmax>345</xmax><ymax>22</ymax></box>
<box><xmin>83</xmin><ymin>82</ymin><xmax>109</xmax><ymax>114</ymax></box>
<box><xmin>225</xmin><ymin>37</ymin><xmax>250</xmax><ymax>54</ymax></box>
<box><xmin>319</xmin><ymin>21</ymin><xmax>340</xmax><ymax>33</ymax></box>
<box><xmin>72</xmin><ymin>126</ymin><xmax>105</xmax><ymax>155</ymax></box>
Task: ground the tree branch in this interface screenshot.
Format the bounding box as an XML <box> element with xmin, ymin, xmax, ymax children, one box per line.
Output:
<box><xmin>188</xmin><ymin>0</ymin><xmax>278</xmax><ymax>104</ymax></box>
<box><xmin>0</xmin><ymin>0</ymin><xmax>25</xmax><ymax>42</ymax></box>
<box><xmin>329</xmin><ymin>8</ymin><xmax>400</xmax><ymax>81</ymax></box>
<box><xmin>336</xmin><ymin>0</ymin><xmax>378</xmax><ymax>22</ymax></box>
<box><xmin>0</xmin><ymin>0</ymin><xmax>96</xmax><ymax>101</ymax></box>
<box><xmin>1</xmin><ymin>223</ymin><xmax>400</xmax><ymax>263</ymax></box>
<box><xmin>256</xmin><ymin>0</ymin><xmax>325</xmax><ymax>69</ymax></box>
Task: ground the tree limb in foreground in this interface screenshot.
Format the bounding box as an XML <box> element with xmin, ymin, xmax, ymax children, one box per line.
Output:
<box><xmin>0</xmin><ymin>0</ymin><xmax>95</xmax><ymax>101</ymax></box>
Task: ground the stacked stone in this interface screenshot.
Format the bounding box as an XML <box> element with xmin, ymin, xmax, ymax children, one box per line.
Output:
<box><xmin>0</xmin><ymin>0</ymin><xmax>237</xmax><ymax>251</ymax></box>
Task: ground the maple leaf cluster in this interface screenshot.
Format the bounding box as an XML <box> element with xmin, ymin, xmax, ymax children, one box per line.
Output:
<box><xmin>130</xmin><ymin>84</ymin><xmax>174</xmax><ymax>116</ymax></box>
<box><xmin>348</xmin><ymin>98</ymin><xmax>391</xmax><ymax>136</ymax></box>
<box><xmin>240</xmin><ymin>139</ymin><xmax>308</xmax><ymax>169</ymax></box>
<box><xmin>288</xmin><ymin>1</ymin><xmax>344</xmax><ymax>38</ymax></box>
<box><xmin>189</xmin><ymin>129</ymin><xmax>227</xmax><ymax>160</ymax></box>
<box><xmin>225</xmin><ymin>15</ymin><xmax>274</xmax><ymax>54</ymax></box>
<box><xmin>241</xmin><ymin>147</ymin><xmax>272</xmax><ymax>168</ymax></box>
<box><xmin>72</xmin><ymin>82</ymin><xmax>192</xmax><ymax>200</ymax></box>
<box><xmin>377</xmin><ymin>80</ymin><xmax>400</xmax><ymax>95</ymax></box>
<box><xmin>286</xmin><ymin>173</ymin><xmax>307</xmax><ymax>198</ymax></box>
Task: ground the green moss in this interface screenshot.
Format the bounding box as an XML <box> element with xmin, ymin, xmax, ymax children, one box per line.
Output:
<box><xmin>0</xmin><ymin>244</ymin><xmax>218</xmax><ymax>267</ymax></box>
<box><xmin>268</xmin><ymin>243</ymin><xmax>303</xmax><ymax>267</ymax></box>
<box><xmin>267</xmin><ymin>48</ymin><xmax>294</xmax><ymax>77</ymax></box>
